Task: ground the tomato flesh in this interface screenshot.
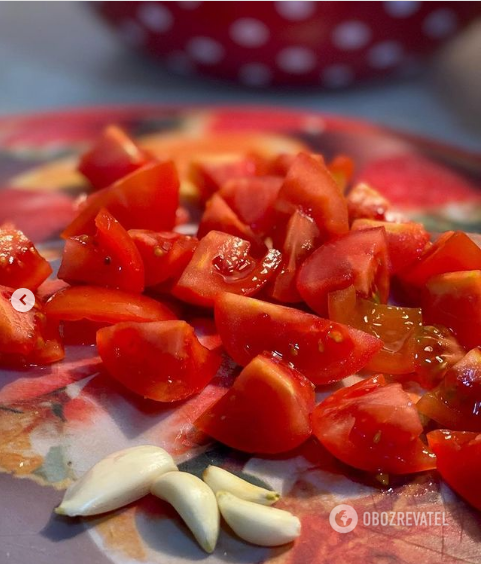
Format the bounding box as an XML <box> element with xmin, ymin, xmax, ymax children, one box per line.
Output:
<box><xmin>427</xmin><ymin>430</ymin><xmax>481</xmax><ymax>511</ymax></box>
<box><xmin>195</xmin><ymin>353</ymin><xmax>315</xmax><ymax>454</ymax></box>
<box><xmin>276</xmin><ymin>152</ymin><xmax>349</xmax><ymax>238</ymax></box>
<box><xmin>313</xmin><ymin>375</ymin><xmax>436</xmax><ymax>474</ymax></box>
<box><xmin>45</xmin><ymin>285</ymin><xmax>176</xmax><ymax>324</ymax></box>
<box><xmin>297</xmin><ymin>227</ymin><xmax>390</xmax><ymax>316</ymax></box>
<box><xmin>78</xmin><ymin>125</ymin><xmax>151</xmax><ymax>190</ymax></box>
<box><xmin>97</xmin><ymin>320</ymin><xmax>221</xmax><ymax>402</ymax></box>
<box><xmin>173</xmin><ymin>231</ymin><xmax>281</xmax><ymax>307</ymax></box>
<box><xmin>62</xmin><ymin>161</ymin><xmax>179</xmax><ymax>237</ymax></box>
<box><xmin>0</xmin><ymin>224</ymin><xmax>52</xmax><ymax>290</ymax></box>
<box><xmin>346</xmin><ymin>183</ymin><xmax>391</xmax><ymax>222</ymax></box>
<box><xmin>214</xmin><ymin>292</ymin><xmax>382</xmax><ymax>385</ymax></box>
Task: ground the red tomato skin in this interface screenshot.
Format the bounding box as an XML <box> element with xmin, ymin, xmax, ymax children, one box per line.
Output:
<box><xmin>78</xmin><ymin>125</ymin><xmax>151</xmax><ymax>190</ymax></box>
<box><xmin>97</xmin><ymin>320</ymin><xmax>221</xmax><ymax>402</ymax></box>
<box><xmin>346</xmin><ymin>183</ymin><xmax>391</xmax><ymax>222</ymax></box>
<box><xmin>128</xmin><ymin>230</ymin><xmax>198</xmax><ymax>288</ymax></box>
<box><xmin>195</xmin><ymin>353</ymin><xmax>315</xmax><ymax>454</ymax></box>
<box><xmin>62</xmin><ymin>161</ymin><xmax>179</xmax><ymax>238</ymax></box>
<box><xmin>269</xmin><ymin>209</ymin><xmax>321</xmax><ymax>303</ymax></box>
<box><xmin>398</xmin><ymin>231</ymin><xmax>481</xmax><ymax>290</ymax></box>
<box><xmin>427</xmin><ymin>430</ymin><xmax>481</xmax><ymax>511</ymax></box>
<box><xmin>313</xmin><ymin>375</ymin><xmax>436</xmax><ymax>474</ymax></box>
<box><xmin>197</xmin><ymin>194</ymin><xmax>265</xmax><ymax>253</ymax></box>
<box><xmin>0</xmin><ymin>224</ymin><xmax>52</xmax><ymax>290</ymax></box>
<box><xmin>219</xmin><ymin>176</ymin><xmax>282</xmax><ymax>234</ymax></box>
<box><xmin>276</xmin><ymin>152</ymin><xmax>349</xmax><ymax>238</ymax></box>
<box><xmin>297</xmin><ymin>227</ymin><xmax>390</xmax><ymax>316</ymax></box>
<box><xmin>328</xmin><ymin>154</ymin><xmax>355</xmax><ymax>193</ymax></box>
<box><xmin>58</xmin><ymin>209</ymin><xmax>144</xmax><ymax>293</ymax></box>
<box><xmin>417</xmin><ymin>347</ymin><xmax>481</xmax><ymax>431</ymax></box>
<box><xmin>45</xmin><ymin>285</ymin><xmax>176</xmax><ymax>324</ymax></box>
<box><xmin>214</xmin><ymin>292</ymin><xmax>382</xmax><ymax>385</ymax></box>
<box><xmin>352</xmin><ymin>219</ymin><xmax>430</xmax><ymax>274</ymax></box>
<box><xmin>173</xmin><ymin>231</ymin><xmax>282</xmax><ymax>307</ymax></box>
<box><xmin>423</xmin><ymin>270</ymin><xmax>481</xmax><ymax>350</ymax></box>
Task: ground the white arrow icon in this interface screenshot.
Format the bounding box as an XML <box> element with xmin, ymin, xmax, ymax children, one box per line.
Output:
<box><xmin>11</xmin><ymin>288</ymin><xmax>35</xmax><ymax>313</ymax></box>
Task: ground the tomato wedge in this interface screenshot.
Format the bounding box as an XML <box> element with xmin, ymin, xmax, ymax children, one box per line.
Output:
<box><xmin>128</xmin><ymin>230</ymin><xmax>198</xmax><ymax>288</ymax></box>
<box><xmin>423</xmin><ymin>270</ymin><xmax>481</xmax><ymax>350</ymax></box>
<box><xmin>0</xmin><ymin>224</ymin><xmax>52</xmax><ymax>290</ymax></box>
<box><xmin>173</xmin><ymin>231</ymin><xmax>281</xmax><ymax>307</ymax></box>
<box><xmin>346</xmin><ymin>183</ymin><xmax>392</xmax><ymax>222</ymax></box>
<box><xmin>195</xmin><ymin>353</ymin><xmax>315</xmax><ymax>454</ymax></box>
<box><xmin>328</xmin><ymin>154</ymin><xmax>354</xmax><ymax>192</ymax></box>
<box><xmin>427</xmin><ymin>430</ymin><xmax>481</xmax><ymax>511</ymax></box>
<box><xmin>276</xmin><ymin>152</ymin><xmax>349</xmax><ymax>238</ymax></box>
<box><xmin>97</xmin><ymin>320</ymin><xmax>221</xmax><ymax>402</ymax></box>
<box><xmin>297</xmin><ymin>227</ymin><xmax>390</xmax><ymax>316</ymax></box>
<box><xmin>269</xmin><ymin>209</ymin><xmax>321</xmax><ymax>303</ymax></box>
<box><xmin>313</xmin><ymin>375</ymin><xmax>436</xmax><ymax>474</ymax></box>
<box><xmin>62</xmin><ymin>161</ymin><xmax>179</xmax><ymax>237</ymax></box>
<box><xmin>417</xmin><ymin>348</ymin><xmax>481</xmax><ymax>431</ymax></box>
<box><xmin>45</xmin><ymin>285</ymin><xmax>176</xmax><ymax>324</ymax></box>
<box><xmin>214</xmin><ymin>292</ymin><xmax>382</xmax><ymax>385</ymax></box>
<box><xmin>58</xmin><ymin>209</ymin><xmax>144</xmax><ymax>293</ymax></box>
<box><xmin>78</xmin><ymin>125</ymin><xmax>151</xmax><ymax>190</ymax></box>
<box><xmin>219</xmin><ymin>176</ymin><xmax>282</xmax><ymax>234</ymax></box>
<box><xmin>352</xmin><ymin>219</ymin><xmax>430</xmax><ymax>274</ymax></box>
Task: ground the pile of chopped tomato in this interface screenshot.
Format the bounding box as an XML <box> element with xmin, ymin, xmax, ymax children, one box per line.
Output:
<box><xmin>2</xmin><ymin>126</ymin><xmax>481</xmax><ymax>508</ymax></box>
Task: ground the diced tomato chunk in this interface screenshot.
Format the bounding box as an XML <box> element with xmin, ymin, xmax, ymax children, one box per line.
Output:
<box><xmin>297</xmin><ymin>227</ymin><xmax>390</xmax><ymax>316</ymax></box>
<box><xmin>58</xmin><ymin>209</ymin><xmax>144</xmax><ymax>293</ymax></box>
<box><xmin>195</xmin><ymin>353</ymin><xmax>315</xmax><ymax>454</ymax></box>
<box><xmin>97</xmin><ymin>320</ymin><xmax>221</xmax><ymax>402</ymax></box>
<box><xmin>214</xmin><ymin>293</ymin><xmax>382</xmax><ymax>385</ymax></box>
<box><xmin>0</xmin><ymin>224</ymin><xmax>52</xmax><ymax>290</ymax></box>
<box><xmin>346</xmin><ymin>183</ymin><xmax>391</xmax><ymax>222</ymax></box>
<box><xmin>78</xmin><ymin>125</ymin><xmax>151</xmax><ymax>190</ymax></box>
<box><xmin>276</xmin><ymin>152</ymin><xmax>349</xmax><ymax>238</ymax></box>
<box><xmin>328</xmin><ymin>154</ymin><xmax>354</xmax><ymax>192</ymax></box>
<box><xmin>313</xmin><ymin>375</ymin><xmax>436</xmax><ymax>474</ymax></box>
<box><xmin>173</xmin><ymin>231</ymin><xmax>281</xmax><ymax>307</ymax></box>
<box><xmin>62</xmin><ymin>161</ymin><xmax>179</xmax><ymax>238</ymax></box>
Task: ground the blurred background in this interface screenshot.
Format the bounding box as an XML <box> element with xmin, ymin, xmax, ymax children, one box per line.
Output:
<box><xmin>0</xmin><ymin>1</ymin><xmax>480</xmax><ymax>150</ymax></box>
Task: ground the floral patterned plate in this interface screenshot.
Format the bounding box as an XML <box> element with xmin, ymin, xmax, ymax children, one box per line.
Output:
<box><xmin>1</xmin><ymin>106</ymin><xmax>480</xmax><ymax>564</ymax></box>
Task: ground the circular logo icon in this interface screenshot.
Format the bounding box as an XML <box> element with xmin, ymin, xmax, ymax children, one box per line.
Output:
<box><xmin>11</xmin><ymin>288</ymin><xmax>35</xmax><ymax>313</ymax></box>
<box><xmin>329</xmin><ymin>504</ymin><xmax>358</xmax><ymax>533</ymax></box>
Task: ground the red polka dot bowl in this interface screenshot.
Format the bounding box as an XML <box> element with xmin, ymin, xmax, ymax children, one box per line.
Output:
<box><xmin>94</xmin><ymin>1</ymin><xmax>480</xmax><ymax>88</ymax></box>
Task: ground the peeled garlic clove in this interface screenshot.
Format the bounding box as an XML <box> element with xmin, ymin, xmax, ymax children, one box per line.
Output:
<box><xmin>151</xmin><ymin>471</ymin><xmax>219</xmax><ymax>553</ymax></box>
<box><xmin>56</xmin><ymin>445</ymin><xmax>177</xmax><ymax>517</ymax></box>
<box><xmin>203</xmin><ymin>465</ymin><xmax>280</xmax><ymax>506</ymax></box>
<box><xmin>216</xmin><ymin>491</ymin><xmax>301</xmax><ymax>547</ymax></box>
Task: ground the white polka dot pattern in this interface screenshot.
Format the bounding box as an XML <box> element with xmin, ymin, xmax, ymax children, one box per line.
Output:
<box><xmin>275</xmin><ymin>1</ymin><xmax>316</xmax><ymax>21</ymax></box>
<box><xmin>277</xmin><ymin>47</ymin><xmax>316</xmax><ymax>73</ymax></box>
<box><xmin>423</xmin><ymin>8</ymin><xmax>458</xmax><ymax>39</ymax></box>
<box><xmin>186</xmin><ymin>37</ymin><xmax>225</xmax><ymax>65</ymax></box>
<box><xmin>137</xmin><ymin>2</ymin><xmax>173</xmax><ymax>33</ymax></box>
<box><xmin>332</xmin><ymin>20</ymin><xmax>371</xmax><ymax>50</ymax></box>
<box><xmin>177</xmin><ymin>1</ymin><xmax>202</xmax><ymax>10</ymax></box>
<box><xmin>230</xmin><ymin>18</ymin><xmax>270</xmax><ymax>48</ymax></box>
<box><xmin>384</xmin><ymin>1</ymin><xmax>420</xmax><ymax>18</ymax></box>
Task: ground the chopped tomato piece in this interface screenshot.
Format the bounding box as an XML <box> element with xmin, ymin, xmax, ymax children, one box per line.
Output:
<box><xmin>313</xmin><ymin>375</ymin><xmax>436</xmax><ymax>474</ymax></box>
<box><xmin>97</xmin><ymin>320</ymin><xmax>221</xmax><ymax>402</ymax></box>
<box><xmin>269</xmin><ymin>209</ymin><xmax>321</xmax><ymax>303</ymax></box>
<box><xmin>45</xmin><ymin>285</ymin><xmax>176</xmax><ymax>324</ymax></box>
<box><xmin>276</xmin><ymin>152</ymin><xmax>349</xmax><ymax>238</ymax></box>
<box><xmin>346</xmin><ymin>183</ymin><xmax>391</xmax><ymax>222</ymax></box>
<box><xmin>78</xmin><ymin>125</ymin><xmax>151</xmax><ymax>190</ymax></box>
<box><xmin>0</xmin><ymin>224</ymin><xmax>52</xmax><ymax>290</ymax></box>
<box><xmin>129</xmin><ymin>230</ymin><xmax>197</xmax><ymax>288</ymax></box>
<box><xmin>219</xmin><ymin>176</ymin><xmax>282</xmax><ymax>234</ymax></box>
<box><xmin>197</xmin><ymin>194</ymin><xmax>264</xmax><ymax>252</ymax></box>
<box><xmin>297</xmin><ymin>227</ymin><xmax>390</xmax><ymax>316</ymax></box>
<box><xmin>423</xmin><ymin>270</ymin><xmax>481</xmax><ymax>350</ymax></box>
<box><xmin>58</xmin><ymin>209</ymin><xmax>144</xmax><ymax>293</ymax></box>
<box><xmin>214</xmin><ymin>293</ymin><xmax>382</xmax><ymax>385</ymax></box>
<box><xmin>173</xmin><ymin>231</ymin><xmax>281</xmax><ymax>307</ymax></box>
<box><xmin>418</xmin><ymin>348</ymin><xmax>481</xmax><ymax>431</ymax></box>
<box><xmin>398</xmin><ymin>231</ymin><xmax>481</xmax><ymax>291</ymax></box>
<box><xmin>62</xmin><ymin>161</ymin><xmax>179</xmax><ymax>238</ymax></box>
<box><xmin>427</xmin><ymin>430</ymin><xmax>481</xmax><ymax>511</ymax></box>
<box><xmin>328</xmin><ymin>154</ymin><xmax>354</xmax><ymax>192</ymax></box>
<box><xmin>195</xmin><ymin>353</ymin><xmax>315</xmax><ymax>454</ymax></box>
<box><xmin>352</xmin><ymin>219</ymin><xmax>430</xmax><ymax>274</ymax></box>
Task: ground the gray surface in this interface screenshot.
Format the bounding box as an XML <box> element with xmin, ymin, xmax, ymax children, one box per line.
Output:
<box><xmin>0</xmin><ymin>2</ymin><xmax>480</xmax><ymax>150</ymax></box>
